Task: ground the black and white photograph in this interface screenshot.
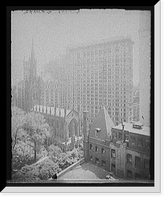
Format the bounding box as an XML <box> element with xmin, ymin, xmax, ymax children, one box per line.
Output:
<box><xmin>4</xmin><ymin>4</ymin><xmax>161</xmax><ymax>193</ymax></box>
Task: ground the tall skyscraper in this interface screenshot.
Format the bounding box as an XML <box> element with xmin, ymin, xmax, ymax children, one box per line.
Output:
<box><xmin>139</xmin><ymin>12</ymin><xmax>151</xmax><ymax>127</ymax></box>
<box><xmin>66</xmin><ymin>37</ymin><xmax>134</xmax><ymax>125</ymax></box>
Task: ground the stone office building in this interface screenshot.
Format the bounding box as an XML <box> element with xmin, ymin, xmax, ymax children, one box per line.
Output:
<box><xmin>66</xmin><ymin>36</ymin><xmax>134</xmax><ymax>125</ymax></box>
<box><xmin>83</xmin><ymin>107</ymin><xmax>150</xmax><ymax>180</ymax></box>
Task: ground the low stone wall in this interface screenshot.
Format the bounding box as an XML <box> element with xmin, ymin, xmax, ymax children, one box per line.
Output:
<box><xmin>57</xmin><ymin>158</ymin><xmax>85</xmax><ymax>179</ymax></box>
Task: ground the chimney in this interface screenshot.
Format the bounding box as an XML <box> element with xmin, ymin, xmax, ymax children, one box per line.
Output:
<box><xmin>54</xmin><ymin>105</ymin><xmax>57</xmax><ymax>116</ymax></box>
<box><xmin>83</xmin><ymin>111</ymin><xmax>90</xmax><ymax>162</ymax></box>
<box><xmin>121</xmin><ymin>122</ymin><xmax>125</xmax><ymax>143</ymax></box>
<box><xmin>83</xmin><ymin>111</ymin><xmax>89</xmax><ymax>140</ymax></box>
<box><xmin>64</xmin><ymin>107</ymin><xmax>67</xmax><ymax>118</ymax></box>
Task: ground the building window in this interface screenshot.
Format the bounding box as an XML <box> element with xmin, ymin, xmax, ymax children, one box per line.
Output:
<box><xmin>130</xmin><ymin>135</ymin><xmax>136</xmax><ymax>146</ymax></box>
<box><xmin>125</xmin><ymin>133</ymin><xmax>129</xmax><ymax>143</ymax></box>
<box><xmin>90</xmin><ymin>144</ymin><xmax>93</xmax><ymax>150</ymax></box>
<box><xmin>118</xmin><ymin>132</ymin><xmax>122</xmax><ymax>140</ymax></box>
<box><xmin>95</xmin><ymin>146</ymin><xmax>99</xmax><ymax>152</ymax></box>
<box><xmin>101</xmin><ymin>148</ymin><xmax>105</xmax><ymax>154</ymax></box>
<box><xmin>111</xmin><ymin>164</ymin><xmax>116</xmax><ymax>172</ymax></box>
<box><xmin>113</xmin><ymin>131</ymin><xmax>117</xmax><ymax>140</ymax></box>
<box><xmin>95</xmin><ymin>157</ymin><xmax>99</xmax><ymax>165</ymax></box>
<box><xmin>135</xmin><ymin>156</ymin><xmax>141</xmax><ymax>168</ymax></box>
<box><xmin>137</xmin><ymin>137</ymin><xmax>143</xmax><ymax>147</ymax></box>
<box><xmin>90</xmin><ymin>156</ymin><xmax>93</xmax><ymax>161</ymax></box>
<box><xmin>144</xmin><ymin>159</ymin><xmax>149</xmax><ymax>169</ymax></box>
<box><xmin>135</xmin><ymin>173</ymin><xmax>141</xmax><ymax>180</ymax></box>
<box><xmin>145</xmin><ymin>139</ymin><xmax>150</xmax><ymax>150</ymax></box>
<box><xmin>111</xmin><ymin>149</ymin><xmax>116</xmax><ymax>158</ymax></box>
<box><xmin>126</xmin><ymin>154</ymin><xmax>132</xmax><ymax>165</ymax></box>
<box><xmin>102</xmin><ymin>160</ymin><xmax>106</xmax><ymax>168</ymax></box>
<box><xmin>127</xmin><ymin>170</ymin><xmax>133</xmax><ymax>179</ymax></box>
<box><xmin>95</xmin><ymin>128</ymin><xmax>101</xmax><ymax>137</ymax></box>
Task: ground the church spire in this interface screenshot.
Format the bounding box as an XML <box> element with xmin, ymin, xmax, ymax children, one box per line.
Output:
<box><xmin>30</xmin><ymin>38</ymin><xmax>35</xmax><ymax>61</ymax></box>
<box><xmin>29</xmin><ymin>38</ymin><xmax>37</xmax><ymax>78</ymax></box>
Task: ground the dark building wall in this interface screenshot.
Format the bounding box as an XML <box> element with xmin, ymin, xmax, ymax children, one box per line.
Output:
<box><xmin>111</xmin><ymin>128</ymin><xmax>150</xmax><ymax>155</ymax></box>
<box><xmin>88</xmin><ymin>138</ymin><xmax>111</xmax><ymax>171</ymax></box>
<box><xmin>128</xmin><ymin>133</ymin><xmax>150</xmax><ymax>155</ymax></box>
<box><xmin>125</xmin><ymin>148</ymin><xmax>150</xmax><ymax>180</ymax></box>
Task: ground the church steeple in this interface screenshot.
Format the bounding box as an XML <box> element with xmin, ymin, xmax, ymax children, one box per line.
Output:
<box><xmin>30</xmin><ymin>38</ymin><xmax>35</xmax><ymax>62</ymax></box>
<box><xmin>29</xmin><ymin>38</ymin><xmax>37</xmax><ymax>78</ymax></box>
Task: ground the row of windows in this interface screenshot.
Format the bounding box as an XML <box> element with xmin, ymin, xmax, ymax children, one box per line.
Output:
<box><xmin>112</xmin><ymin>131</ymin><xmax>150</xmax><ymax>150</ymax></box>
<box><xmin>126</xmin><ymin>154</ymin><xmax>149</xmax><ymax>169</ymax></box>
<box><xmin>74</xmin><ymin>90</ymin><xmax>129</xmax><ymax>94</ymax></box>
<box><xmin>73</xmin><ymin>90</ymin><xmax>130</xmax><ymax>95</ymax></box>
<box><xmin>73</xmin><ymin>75</ymin><xmax>131</xmax><ymax>81</ymax></box>
<box><xmin>72</xmin><ymin>63</ymin><xmax>132</xmax><ymax>73</ymax></box>
<box><xmin>89</xmin><ymin>159</ymin><xmax>146</xmax><ymax>180</ymax></box>
<box><xmin>71</xmin><ymin>46</ymin><xmax>132</xmax><ymax>59</ymax></box>
<box><xmin>90</xmin><ymin>156</ymin><xmax>106</xmax><ymax>168</ymax></box>
<box><xmin>90</xmin><ymin>158</ymin><xmax>146</xmax><ymax>180</ymax></box>
<box><xmin>111</xmin><ymin>150</ymin><xmax>149</xmax><ymax>169</ymax></box>
<box><xmin>72</xmin><ymin>58</ymin><xmax>132</xmax><ymax>66</ymax></box>
<box><xmin>111</xmin><ymin>163</ymin><xmax>149</xmax><ymax>180</ymax></box>
<box><xmin>74</xmin><ymin>70</ymin><xmax>132</xmax><ymax>78</ymax></box>
<box><xmin>73</xmin><ymin>77</ymin><xmax>131</xmax><ymax>83</ymax></box>
<box><xmin>126</xmin><ymin>170</ymin><xmax>145</xmax><ymax>180</ymax></box>
<box><xmin>73</xmin><ymin>95</ymin><xmax>130</xmax><ymax>100</ymax></box>
<box><xmin>129</xmin><ymin>136</ymin><xmax>150</xmax><ymax>149</ymax></box>
<box><xmin>90</xmin><ymin>144</ymin><xmax>106</xmax><ymax>154</ymax></box>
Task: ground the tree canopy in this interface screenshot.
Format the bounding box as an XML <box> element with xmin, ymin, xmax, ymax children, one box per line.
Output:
<box><xmin>23</xmin><ymin>112</ymin><xmax>50</xmax><ymax>161</ymax></box>
<box><xmin>11</xmin><ymin>107</ymin><xmax>26</xmax><ymax>151</ymax></box>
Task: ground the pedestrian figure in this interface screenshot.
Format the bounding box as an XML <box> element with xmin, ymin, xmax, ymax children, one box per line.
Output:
<box><xmin>52</xmin><ymin>173</ymin><xmax>57</xmax><ymax>180</ymax></box>
<box><xmin>48</xmin><ymin>173</ymin><xmax>57</xmax><ymax>180</ymax></box>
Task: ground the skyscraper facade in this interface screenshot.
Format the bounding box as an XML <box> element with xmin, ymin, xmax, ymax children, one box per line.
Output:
<box><xmin>132</xmin><ymin>85</ymin><xmax>140</xmax><ymax>122</ymax></box>
<box><xmin>66</xmin><ymin>37</ymin><xmax>134</xmax><ymax>125</ymax></box>
<box><xmin>139</xmin><ymin>11</ymin><xmax>151</xmax><ymax>127</ymax></box>
<box><xmin>40</xmin><ymin>78</ymin><xmax>58</xmax><ymax>107</ymax></box>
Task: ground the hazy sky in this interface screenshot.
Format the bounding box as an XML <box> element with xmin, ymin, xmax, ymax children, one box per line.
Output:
<box><xmin>11</xmin><ymin>9</ymin><xmax>142</xmax><ymax>85</ymax></box>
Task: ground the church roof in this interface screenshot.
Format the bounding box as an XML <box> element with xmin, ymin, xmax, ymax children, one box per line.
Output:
<box><xmin>33</xmin><ymin>105</ymin><xmax>71</xmax><ymax>118</ymax></box>
<box><xmin>90</xmin><ymin>106</ymin><xmax>115</xmax><ymax>140</ymax></box>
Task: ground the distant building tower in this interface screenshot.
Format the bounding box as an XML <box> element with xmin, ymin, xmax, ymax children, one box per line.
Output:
<box><xmin>23</xmin><ymin>39</ymin><xmax>40</xmax><ymax>111</ymax></box>
<box><xmin>83</xmin><ymin>111</ymin><xmax>90</xmax><ymax>162</ymax></box>
<box><xmin>66</xmin><ymin>37</ymin><xmax>134</xmax><ymax>125</ymax></box>
<box><xmin>139</xmin><ymin>11</ymin><xmax>151</xmax><ymax>127</ymax></box>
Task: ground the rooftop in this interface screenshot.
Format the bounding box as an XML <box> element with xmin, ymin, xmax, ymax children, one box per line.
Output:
<box><xmin>114</xmin><ymin>122</ymin><xmax>150</xmax><ymax>137</ymax></box>
<box><xmin>90</xmin><ymin>106</ymin><xmax>115</xmax><ymax>140</ymax></box>
<box><xmin>33</xmin><ymin>105</ymin><xmax>71</xmax><ymax>117</ymax></box>
<box><xmin>67</xmin><ymin>36</ymin><xmax>134</xmax><ymax>51</ymax></box>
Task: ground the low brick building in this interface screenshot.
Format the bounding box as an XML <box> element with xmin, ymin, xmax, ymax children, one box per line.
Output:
<box><xmin>83</xmin><ymin>107</ymin><xmax>150</xmax><ymax>180</ymax></box>
<box><xmin>111</xmin><ymin>122</ymin><xmax>150</xmax><ymax>180</ymax></box>
<box><xmin>87</xmin><ymin>107</ymin><xmax>114</xmax><ymax>171</ymax></box>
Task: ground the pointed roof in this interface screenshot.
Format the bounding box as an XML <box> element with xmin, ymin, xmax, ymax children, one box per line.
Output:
<box><xmin>90</xmin><ymin>106</ymin><xmax>115</xmax><ymax>140</ymax></box>
<box><xmin>30</xmin><ymin>38</ymin><xmax>36</xmax><ymax>61</ymax></box>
